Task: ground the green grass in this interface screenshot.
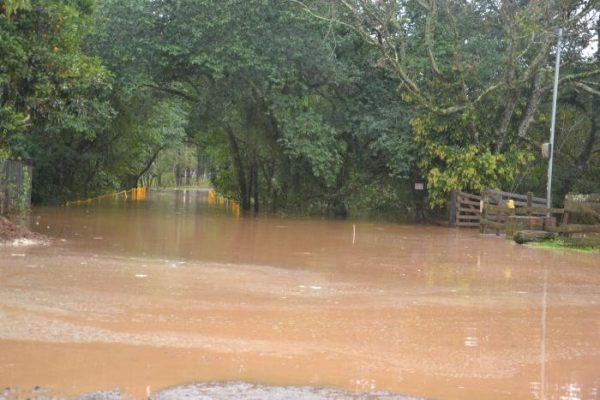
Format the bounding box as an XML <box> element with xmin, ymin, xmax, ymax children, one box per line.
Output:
<box><xmin>529</xmin><ymin>238</ymin><xmax>600</xmax><ymax>254</ymax></box>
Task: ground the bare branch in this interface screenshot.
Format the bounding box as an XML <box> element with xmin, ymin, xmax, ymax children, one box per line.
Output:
<box><xmin>424</xmin><ymin>0</ymin><xmax>442</xmax><ymax>76</ymax></box>
<box><xmin>573</xmin><ymin>82</ymin><xmax>600</xmax><ymax>96</ymax></box>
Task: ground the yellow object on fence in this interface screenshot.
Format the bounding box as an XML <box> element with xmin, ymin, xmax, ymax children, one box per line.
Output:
<box><xmin>65</xmin><ymin>186</ymin><xmax>147</xmax><ymax>206</ymax></box>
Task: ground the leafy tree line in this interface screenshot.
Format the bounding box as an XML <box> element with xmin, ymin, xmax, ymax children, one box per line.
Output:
<box><xmin>1</xmin><ymin>0</ymin><xmax>599</xmax><ymax>213</ymax></box>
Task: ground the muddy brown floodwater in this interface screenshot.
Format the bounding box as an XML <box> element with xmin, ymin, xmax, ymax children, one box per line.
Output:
<box><xmin>0</xmin><ymin>189</ymin><xmax>599</xmax><ymax>400</ymax></box>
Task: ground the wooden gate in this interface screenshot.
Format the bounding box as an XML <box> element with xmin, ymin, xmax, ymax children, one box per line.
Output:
<box><xmin>449</xmin><ymin>188</ymin><xmax>561</xmax><ymax>232</ymax></box>
<box><xmin>449</xmin><ymin>191</ymin><xmax>482</xmax><ymax>228</ymax></box>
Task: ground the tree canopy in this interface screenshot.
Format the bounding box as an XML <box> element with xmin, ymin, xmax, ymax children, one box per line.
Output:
<box><xmin>1</xmin><ymin>0</ymin><xmax>599</xmax><ymax>212</ymax></box>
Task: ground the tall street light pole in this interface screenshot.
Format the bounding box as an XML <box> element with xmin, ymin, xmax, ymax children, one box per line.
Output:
<box><xmin>547</xmin><ymin>28</ymin><xmax>563</xmax><ymax>209</ymax></box>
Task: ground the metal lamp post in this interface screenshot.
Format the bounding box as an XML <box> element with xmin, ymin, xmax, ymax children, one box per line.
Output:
<box><xmin>546</xmin><ymin>28</ymin><xmax>563</xmax><ymax>209</ymax></box>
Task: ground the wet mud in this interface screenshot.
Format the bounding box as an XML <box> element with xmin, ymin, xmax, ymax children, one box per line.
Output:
<box><xmin>0</xmin><ymin>190</ymin><xmax>599</xmax><ymax>399</ymax></box>
<box><xmin>0</xmin><ymin>216</ymin><xmax>47</xmax><ymax>245</ymax></box>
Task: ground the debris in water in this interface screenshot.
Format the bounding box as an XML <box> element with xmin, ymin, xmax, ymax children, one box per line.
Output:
<box><xmin>135</xmin><ymin>274</ymin><xmax>148</xmax><ymax>278</ymax></box>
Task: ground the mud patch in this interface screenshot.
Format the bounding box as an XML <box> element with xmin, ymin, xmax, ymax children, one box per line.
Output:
<box><xmin>0</xmin><ymin>217</ymin><xmax>47</xmax><ymax>246</ymax></box>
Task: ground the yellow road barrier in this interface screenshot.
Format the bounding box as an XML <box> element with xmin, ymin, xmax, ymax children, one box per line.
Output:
<box><xmin>208</xmin><ymin>189</ymin><xmax>240</xmax><ymax>217</ymax></box>
<box><xmin>65</xmin><ymin>187</ymin><xmax>147</xmax><ymax>206</ymax></box>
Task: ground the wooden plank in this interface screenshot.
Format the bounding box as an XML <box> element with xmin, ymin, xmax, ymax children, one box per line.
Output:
<box><xmin>484</xmin><ymin>204</ymin><xmax>516</xmax><ymax>213</ymax></box>
<box><xmin>458</xmin><ymin>192</ymin><xmax>481</xmax><ymax>201</ymax></box>
<box><xmin>564</xmin><ymin>201</ymin><xmax>600</xmax><ymax>220</ymax></box>
<box><xmin>492</xmin><ymin>199</ymin><xmax>545</xmax><ymax>208</ymax></box>
<box><xmin>458</xmin><ymin>215</ymin><xmax>481</xmax><ymax>221</ymax></box>
<box><xmin>457</xmin><ymin>222</ymin><xmax>480</xmax><ymax>227</ymax></box>
<box><xmin>518</xmin><ymin>207</ymin><xmax>564</xmax><ymax>215</ymax></box>
<box><xmin>486</xmin><ymin>189</ymin><xmax>545</xmax><ymax>203</ymax></box>
<box><xmin>484</xmin><ymin>204</ymin><xmax>563</xmax><ymax>215</ymax></box>
<box><xmin>487</xmin><ymin>189</ymin><xmax>529</xmax><ymax>201</ymax></box>
<box><xmin>458</xmin><ymin>206</ymin><xmax>480</xmax><ymax>213</ymax></box>
<box><xmin>458</xmin><ymin>215</ymin><xmax>480</xmax><ymax>220</ymax></box>
<box><xmin>480</xmin><ymin>219</ymin><xmax>505</xmax><ymax>229</ymax></box>
<box><xmin>512</xmin><ymin>200</ymin><xmax>530</xmax><ymax>207</ymax></box>
<box><xmin>457</xmin><ymin>219</ymin><xmax>479</xmax><ymax>223</ymax></box>
<box><xmin>457</xmin><ymin>199</ymin><xmax>481</xmax><ymax>207</ymax></box>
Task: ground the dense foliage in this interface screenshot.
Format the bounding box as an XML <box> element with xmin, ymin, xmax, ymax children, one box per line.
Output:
<box><xmin>1</xmin><ymin>0</ymin><xmax>599</xmax><ymax>214</ymax></box>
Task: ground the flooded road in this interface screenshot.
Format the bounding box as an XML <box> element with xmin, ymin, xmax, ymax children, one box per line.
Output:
<box><xmin>1</xmin><ymin>189</ymin><xmax>599</xmax><ymax>399</ymax></box>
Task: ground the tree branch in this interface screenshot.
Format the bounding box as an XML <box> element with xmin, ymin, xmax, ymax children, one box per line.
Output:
<box><xmin>573</xmin><ymin>82</ymin><xmax>600</xmax><ymax>96</ymax></box>
<box><xmin>143</xmin><ymin>84</ymin><xmax>199</xmax><ymax>103</ymax></box>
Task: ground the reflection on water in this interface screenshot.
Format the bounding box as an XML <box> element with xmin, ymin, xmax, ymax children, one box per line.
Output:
<box><xmin>0</xmin><ymin>189</ymin><xmax>599</xmax><ymax>399</ymax></box>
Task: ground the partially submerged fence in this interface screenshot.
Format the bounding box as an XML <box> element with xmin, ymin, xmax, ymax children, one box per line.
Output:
<box><xmin>544</xmin><ymin>194</ymin><xmax>600</xmax><ymax>241</ymax></box>
<box><xmin>449</xmin><ymin>188</ymin><xmax>561</xmax><ymax>233</ymax></box>
<box><xmin>448</xmin><ymin>187</ymin><xmax>600</xmax><ymax>245</ymax></box>
<box><xmin>479</xmin><ymin>189</ymin><xmax>562</xmax><ymax>234</ymax></box>
<box><xmin>0</xmin><ymin>158</ymin><xmax>32</xmax><ymax>216</ymax></box>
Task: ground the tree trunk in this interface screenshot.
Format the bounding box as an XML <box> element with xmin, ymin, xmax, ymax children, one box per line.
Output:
<box><xmin>252</xmin><ymin>163</ymin><xmax>259</xmax><ymax>213</ymax></box>
<box><xmin>223</xmin><ymin>124</ymin><xmax>250</xmax><ymax>211</ymax></box>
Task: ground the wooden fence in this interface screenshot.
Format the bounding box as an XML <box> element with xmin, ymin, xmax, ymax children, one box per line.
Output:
<box><xmin>449</xmin><ymin>188</ymin><xmax>600</xmax><ymax>245</ymax></box>
<box><xmin>543</xmin><ymin>194</ymin><xmax>600</xmax><ymax>242</ymax></box>
<box><xmin>480</xmin><ymin>189</ymin><xmax>563</xmax><ymax>234</ymax></box>
<box><xmin>563</xmin><ymin>193</ymin><xmax>600</xmax><ymax>225</ymax></box>
<box><xmin>449</xmin><ymin>188</ymin><xmax>563</xmax><ymax>233</ymax></box>
<box><xmin>449</xmin><ymin>191</ymin><xmax>482</xmax><ymax>228</ymax></box>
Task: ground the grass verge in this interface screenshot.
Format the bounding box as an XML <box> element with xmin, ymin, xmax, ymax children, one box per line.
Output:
<box><xmin>529</xmin><ymin>238</ymin><xmax>600</xmax><ymax>253</ymax></box>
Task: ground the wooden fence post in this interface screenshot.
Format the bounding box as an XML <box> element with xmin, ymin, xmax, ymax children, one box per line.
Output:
<box><xmin>480</xmin><ymin>188</ymin><xmax>488</xmax><ymax>234</ymax></box>
<box><xmin>449</xmin><ymin>190</ymin><xmax>457</xmax><ymax>227</ymax></box>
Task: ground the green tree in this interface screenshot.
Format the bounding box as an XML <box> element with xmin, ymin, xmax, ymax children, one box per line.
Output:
<box><xmin>1</xmin><ymin>0</ymin><xmax>116</xmax><ymax>202</ymax></box>
<box><xmin>298</xmin><ymin>0</ymin><xmax>600</xmax><ymax>204</ymax></box>
<box><xmin>94</xmin><ymin>0</ymin><xmax>418</xmax><ymax>215</ymax></box>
